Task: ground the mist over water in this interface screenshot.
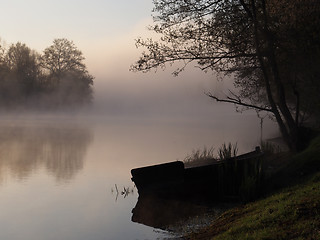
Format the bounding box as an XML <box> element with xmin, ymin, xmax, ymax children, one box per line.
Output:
<box><xmin>0</xmin><ymin>94</ymin><xmax>279</xmax><ymax>239</ymax></box>
<box><xmin>0</xmin><ymin>59</ymin><xmax>281</xmax><ymax>239</ymax></box>
<box><xmin>0</xmin><ymin>112</ymin><xmax>277</xmax><ymax>238</ymax></box>
<box><xmin>0</xmin><ymin>29</ymin><xmax>280</xmax><ymax>240</ymax></box>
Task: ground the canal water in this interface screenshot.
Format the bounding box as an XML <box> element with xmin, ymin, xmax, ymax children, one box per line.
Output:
<box><xmin>0</xmin><ymin>113</ymin><xmax>278</xmax><ymax>240</ymax></box>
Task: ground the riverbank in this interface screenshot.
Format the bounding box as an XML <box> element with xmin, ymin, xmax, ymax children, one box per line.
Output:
<box><xmin>184</xmin><ymin>136</ymin><xmax>320</xmax><ymax>240</ymax></box>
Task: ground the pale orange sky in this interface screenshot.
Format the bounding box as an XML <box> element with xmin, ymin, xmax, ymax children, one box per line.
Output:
<box><xmin>0</xmin><ymin>0</ymin><xmax>271</xmax><ymax>125</ymax></box>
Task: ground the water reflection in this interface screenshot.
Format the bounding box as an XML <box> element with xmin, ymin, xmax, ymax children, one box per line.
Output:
<box><xmin>111</xmin><ymin>184</ymin><xmax>135</xmax><ymax>201</ymax></box>
<box><xmin>0</xmin><ymin>123</ymin><xmax>93</xmax><ymax>183</ymax></box>
<box><xmin>131</xmin><ymin>193</ymin><xmax>237</xmax><ymax>239</ymax></box>
<box><xmin>132</xmin><ymin>193</ymin><xmax>209</xmax><ymax>230</ymax></box>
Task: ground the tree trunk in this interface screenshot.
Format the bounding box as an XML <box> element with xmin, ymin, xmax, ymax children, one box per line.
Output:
<box><xmin>247</xmin><ymin>0</ymin><xmax>299</xmax><ymax>151</ymax></box>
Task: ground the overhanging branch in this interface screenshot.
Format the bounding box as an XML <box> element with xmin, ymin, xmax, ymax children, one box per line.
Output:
<box><xmin>205</xmin><ymin>91</ymin><xmax>273</xmax><ymax>112</ymax></box>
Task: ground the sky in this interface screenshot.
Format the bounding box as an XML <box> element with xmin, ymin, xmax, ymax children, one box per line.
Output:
<box><xmin>0</xmin><ymin>0</ymin><xmax>153</xmax><ymax>47</ymax></box>
<box><xmin>0</xmin><ymin>0</ymin><xmax>278</xmax><ymax>132</ymax></box>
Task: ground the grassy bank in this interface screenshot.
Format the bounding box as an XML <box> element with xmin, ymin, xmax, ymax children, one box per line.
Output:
<box><xmin>185</xmin><ymin>136</ymin><xmax>320</xmax><ymax>240</ymax></box>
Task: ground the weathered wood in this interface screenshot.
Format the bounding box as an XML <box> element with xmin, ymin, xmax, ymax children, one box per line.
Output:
<box><xmin>131</xmin><ymin>161</ymin><xmax>184</xmax><ymax>193</ymax></box>
<box><xmin>131</xmin><ymin>147</ymin><xmax>264</xmax><ymax>201</ymax></box>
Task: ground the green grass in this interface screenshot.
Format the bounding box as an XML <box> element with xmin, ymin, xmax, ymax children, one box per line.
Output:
<box><xmin>185</xmin><ymin>136</ymin><xmax>320</xmax><ymax>240</ymax></box>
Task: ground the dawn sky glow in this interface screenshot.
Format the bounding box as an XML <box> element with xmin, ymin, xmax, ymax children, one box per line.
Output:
<box><xmin>0</xmin><ymin>0</ymin><xmax>153</xmax><ymax>49</ymax></box>
<box><xmin>0</xmin><ymin>0</ymin><xmax>269</xmax><ymax>125</ymax></box>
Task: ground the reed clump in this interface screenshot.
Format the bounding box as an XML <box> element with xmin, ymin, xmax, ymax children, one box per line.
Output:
<box><xmin>183</xmin><ymin>146</ymin><xmax>216</xmax><ymax>167</ymax></box>
<box><xmin>183</xmin><ymin>143</ymin><xmax>239</xmax><ymax>167</ymax></box>
<box><xmin>217</xmin><ymin>142</ymin><xmax>238</xmax><ymax>160</ymax></box>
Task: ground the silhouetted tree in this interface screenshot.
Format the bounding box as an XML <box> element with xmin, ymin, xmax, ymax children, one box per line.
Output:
<box><xmin>6</xmin><ymin>42</ymin><xmax>41</xmax><ymax>97</ymax></box>
<box><xmin>40</xmin><ymin>39</ymin><xmax>93</xmax><ymax>107</ymax></box>
<box><xmin>0</xmin><ymin>41</ymin><xmax>11</xmax><ymax>106</ymax></box>
<box><xmin>0</xmin><ymin>38</ymin><xmax>94</xmax><ymax>109</ymax></box>
<box><xmin>41</xmin><ymin>39</ymin><xmax>85</xmax><ymax>80</ymax></box>
<box><xmin>0</xmin><ymin>42</ymin><xmax>42</xmax><ymax>107</ymax></box>
<box><xmin>53</xmin><ymin>70</ymin><xmax>93</xmax><ymax>107</ymax></box>
<box><xmin>131</xmin><ymin>0</ymin><xmax>320</xmax><ymax>151</ymax></box>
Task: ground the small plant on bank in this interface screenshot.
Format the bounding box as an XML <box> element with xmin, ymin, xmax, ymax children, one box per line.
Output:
<box><xmin>183</xmin><ymin>146</ymin><xmax>216</xmax><ymax>167</ymax></box>
<box><xmin>183</xmin><ymin>142</ymin><xmax>239</xmax><ymax>167</ymax></box>
<box><xmin>218</xmin><ymin>142</ymin><xmax>238</xmax><ymax>161</ymax></box>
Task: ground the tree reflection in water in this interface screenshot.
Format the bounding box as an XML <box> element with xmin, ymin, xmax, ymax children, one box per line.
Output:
<box><xmin>0</xmin><ymin>123</ymin><xmax>93</xmax><ymax>183</ymax></box>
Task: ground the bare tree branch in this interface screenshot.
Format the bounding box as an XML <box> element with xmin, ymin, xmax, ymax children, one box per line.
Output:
<box><xmin>206</xmin><ymin>91</ymin><xmax>273</xmax><ymax>112</ymax></box>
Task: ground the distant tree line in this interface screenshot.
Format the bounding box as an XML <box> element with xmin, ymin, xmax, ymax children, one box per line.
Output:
<box><xmin>0</xmin><ymin>38</ymin><xmax>93</xmax><ymax>110</ymax></box>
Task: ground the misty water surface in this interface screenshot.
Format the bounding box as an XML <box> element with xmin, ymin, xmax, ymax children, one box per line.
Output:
<box><xmin>0</xmin><ymin>114</ymin><xmax>278</xmax><ymax>240</ymax></box>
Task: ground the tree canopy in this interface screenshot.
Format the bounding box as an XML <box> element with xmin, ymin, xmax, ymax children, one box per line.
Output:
<box><xmin>0</xmin><ymin>38</ymin><xmax>93</xmax><ymax>110</ymax></box>
<box><xmin>131</xmin><ymin>0</ymin><xmax>320</xmax><ymax>151</ymax></box>
<box><xmin>41</xmin><ymin>39</ymin><xmax>85</xmax><ymax>77</ymax></box>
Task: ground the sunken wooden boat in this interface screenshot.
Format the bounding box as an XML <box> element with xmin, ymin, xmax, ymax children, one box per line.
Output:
<box><xmin>131</xmin><ymin>147</ymin><xmax>264</xmax><ymax>201</ymax></box>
